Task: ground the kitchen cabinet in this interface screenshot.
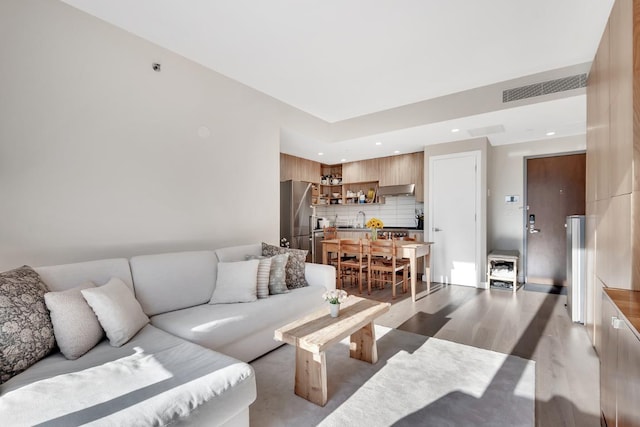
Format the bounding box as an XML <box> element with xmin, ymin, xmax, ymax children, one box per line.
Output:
<box><xmin>344</xmin><ymin>152</ymin><xmax>424</xmax><ymax>202</ymax></box>
<box><xmin>586</xmin><ymin>0</ymin><xmax>640</xmax><ymax>351</ymax></box>
<box><xmin>378</xmin><ymin>152</ymin><xmax>424</xmax><ymax>202</ymax></box>
<box><xmin>280</xmin><ymin>153</ymin><xmax>321</xmax><ymax>183</ymax></box>
<box><xmin>342</xmin><ymin>158</ymin><xmax>380</xmax><ymax>183</ymax></box>
<box><xmin>600</xmin><ymin>288</ymin><xmax>640</xmax><ymax>427</ymax></box>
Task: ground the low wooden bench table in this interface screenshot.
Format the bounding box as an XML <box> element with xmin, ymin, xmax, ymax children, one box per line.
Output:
<box><xmin>274</xmin><ymin>295</ymin><xmax>390</xmax><ymax>406</ymax></box>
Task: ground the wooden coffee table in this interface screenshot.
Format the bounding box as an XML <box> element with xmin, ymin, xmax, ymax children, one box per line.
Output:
<box><xmin>274</xmin><ymin>295</ymin><xmax>390</xmax><ymax>406</ymax></box>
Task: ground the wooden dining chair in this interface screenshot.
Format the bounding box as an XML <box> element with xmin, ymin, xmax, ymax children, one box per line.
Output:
<box><xmin>337</xmin><ymin>239</ymin><xmax>367</xmax><ymax>294</ymax></box>
<box><xmin>324</xmin><ymin>226</ymin><xmax>339</xmax><ymax>267</ymax></box>
<box><xmin>367</xmin><ymin>239</ymin><xmax>408</xmax><ymax>299</ymax></box>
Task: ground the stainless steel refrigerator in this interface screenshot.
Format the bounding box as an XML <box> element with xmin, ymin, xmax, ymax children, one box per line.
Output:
<box><xmin>280</xmin><ymin>180</ymin><xmax>314</xmax><ymax>260</ymax></box>
<box><xmin>566</xmin><ymin>215</ymin><xmax>586</xmax><ymax>324</ymax></box>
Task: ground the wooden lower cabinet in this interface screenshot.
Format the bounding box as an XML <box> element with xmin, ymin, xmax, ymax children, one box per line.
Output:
<box><xmin>600</xmin><ymin>291</ymin><xmax>640</xmax><ymax>427</ymax></box>
<box><xmin>617</xmin><ymin>320</ymin><xmax>640</xmax><ymax>427</ymax></box>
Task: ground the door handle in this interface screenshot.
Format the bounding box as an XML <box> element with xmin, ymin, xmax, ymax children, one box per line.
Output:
<box><xmin>529</xmin><ymin>228</ymin><xmax>540</xmax><ymax>234</ymax></box>
<box><xmin>433</xmin><ymin>227</ymin><xmax>443</xmax><ymax>232</ymax></box>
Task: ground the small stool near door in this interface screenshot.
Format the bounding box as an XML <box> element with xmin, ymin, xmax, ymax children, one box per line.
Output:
<box><xmin>487</xmin><ymin>250</ymin><xmax>519</xmax><ymax>292</ymax></box>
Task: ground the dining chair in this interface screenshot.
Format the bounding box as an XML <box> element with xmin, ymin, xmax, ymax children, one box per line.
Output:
<box><xmin>367</xmin><ymin>239</ymin><xmax>408</xmax><ymax>299</ymax></box>
<box><xmin>337</xmin><ymin>239</ymin><xmax>367</xmax><ymax>294</ymax></box>
<box><xmin>324</xmin><ymin>226</ymin><xmax>339</xmax><ymax>267</ymax></box>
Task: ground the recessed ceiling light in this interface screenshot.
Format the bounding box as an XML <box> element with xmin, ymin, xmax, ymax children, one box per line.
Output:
<box><xmin>451</xmin><ymin>128</ymin><xmax>460</xmax><ymax>133</ymax></box>
<box><xmin>393</xmin><ymin>150</ymin><xmax>400</xmax><ymax>154</ymax></box>
<box><xmin>318</xmin><ymin>152</ymin><xmax>324</xmax><ymax>156</ymax></box>
<box><xmin>546</xmin><ymin>131</ymin><xmax>556</xmax><ymax>136</ymax></box>
<box><xmin>375</xmin><ymin>142</ymin><xmax>382</xmax><ymax>146</ymax></box>
<box><xmin>341</xmin><ymin>158</ymin><xmax>347</xmax><ymax>162</ymax></box>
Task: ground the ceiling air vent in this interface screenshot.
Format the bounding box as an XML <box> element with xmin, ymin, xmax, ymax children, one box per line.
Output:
<box><xmin>502</xmin><ymin>73</ymin><xmax>587</xmax><ymax>103</ymax></box>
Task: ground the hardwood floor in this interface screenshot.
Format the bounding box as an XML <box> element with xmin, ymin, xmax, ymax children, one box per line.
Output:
<box><xmin>341</xmin><ymin>280</ymin><xmax>601</xmax><ymax>427</ymax></box>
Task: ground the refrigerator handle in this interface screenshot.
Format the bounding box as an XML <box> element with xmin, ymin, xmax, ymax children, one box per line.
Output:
<box><xmin>309</xmin><ymin>215</ymin><xmax>315</xmax><ymax>261</ymax></box>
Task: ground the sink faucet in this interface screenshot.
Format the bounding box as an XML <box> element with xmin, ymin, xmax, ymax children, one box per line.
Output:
<box><xmin>356</xmin><ymin>211</ymin><xmax>366</xmax><ymax>228</ymax></box>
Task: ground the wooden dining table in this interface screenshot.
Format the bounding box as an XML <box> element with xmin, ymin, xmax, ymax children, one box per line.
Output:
<box><xmin>321</xmin><ymin>239</ymin><xmax>433</xmax><ymax>302</ymax></box>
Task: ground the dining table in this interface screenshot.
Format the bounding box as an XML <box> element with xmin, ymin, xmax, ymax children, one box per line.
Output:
<box><xmin>321</xmin><ymin>239</ymin><xmax>434</xmax><ymax>302</ymax></box>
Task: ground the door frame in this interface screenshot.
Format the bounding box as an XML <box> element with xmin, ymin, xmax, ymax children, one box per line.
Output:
<box><xmin>428</xmin><ymin>150</ymin><xmax>482</xmax><ymax>287</ymax></box>
<box><xmin>522</xmin><ymin>150</ymin><xmax>586</xmax><ymax>284</ymax></box>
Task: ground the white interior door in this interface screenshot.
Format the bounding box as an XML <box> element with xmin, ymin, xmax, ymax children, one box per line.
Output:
<box><xmin>429</xmin><ymin>151</ymin><xmax>480</xmax><ymax>287</ymax></box>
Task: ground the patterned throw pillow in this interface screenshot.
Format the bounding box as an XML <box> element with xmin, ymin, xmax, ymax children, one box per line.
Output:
<box><xmin>268</xmin><ymin>253</ymin><xmax>290</xmax><ymax>294</ymax></box>
<box><xmin>262</xmin><ymin>243</ymin><xmax>309</xmax><ymax>290</ymax></box>
<box><xmin>0</xmin><ymin>266</ymin><xmax>55</xmax><ymax>384</ymax></box>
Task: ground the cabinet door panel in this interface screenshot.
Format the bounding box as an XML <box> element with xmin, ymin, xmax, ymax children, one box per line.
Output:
<box><xmin>342</xmin><ymin>158</ymin><xmax>380</xmax><ymax>183</ymax></box>
<box><xmin>617</xmin><ymin>320</ymin><xmax>640</xmax><ymax>427</ymax></box>
<box><xmin>609</xmin><ymin>0</ymin><xmax>633</xmax><ymax>197</ymax></box>
<box><xmin>601</xmin><ymin>295</ymin><xmax>618</xmax><ymax>426</ymax></box>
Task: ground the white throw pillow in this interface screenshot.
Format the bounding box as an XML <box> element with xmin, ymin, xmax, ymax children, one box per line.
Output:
<box><xmin>81</xmin><ymin>277</ymin><xmax>149</xmax><ymax>347</ymax></box>
<box><xmin>44</xmin><ymin>282</ymin><xmax>104</xmax><ymax>360</ymax></box>
<box><xmin>209</xmin><ymin>259</ymin><xmax>260</xmax><ymax>304</ymax></box>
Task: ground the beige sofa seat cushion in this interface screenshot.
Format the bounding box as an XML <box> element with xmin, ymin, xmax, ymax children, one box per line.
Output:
<box><xmin>0</xmin><ymin>325</ymin><xmax>256</xmax><ymax>426</ymax></box>
<box><xmin>150</xmin><ymin>285</ymin><xmax>325</xmax><ymax>360</ymax></box>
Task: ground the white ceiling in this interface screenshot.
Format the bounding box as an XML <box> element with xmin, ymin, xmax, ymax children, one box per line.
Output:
<box><xmin>61</xmin><ymin>0</ymin><xmax>614</xmax><ymax>163</ymax></box>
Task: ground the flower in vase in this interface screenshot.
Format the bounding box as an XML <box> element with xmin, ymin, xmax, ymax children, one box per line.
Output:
<box><xmin>365</xmin><ymin>218</ymin><xmax>384</xmax><ymax>229</ymax></box>
<box><xmin>322</xmin><ymin>289</ymin><xmax>348</xmax><ymax>305</ymax></box>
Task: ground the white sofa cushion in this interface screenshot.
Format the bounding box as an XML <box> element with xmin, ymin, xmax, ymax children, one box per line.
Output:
<box><xmin>130</xmin><ymin>251</ymin><xmax>217</xmax><ymax>316</ymax></box>
<box><xmin>215</xmin><ymin>244</ymin><xmax>261</xmax><ymax>262</ymax></box>
<box><xmin>35</xmin><ymin>258</ymin><xmax>134</xmax><ymax>292</ymax></box>
<box><xmin>150</xmin><ymin>285</ymin><xmax>326</xmax><ymax>362</ymax></box>
<box><xmin>81</xmin><ymin>278</ymin><xmax>149</xmax><ymax>347</ymax></box>
<box><xmin>0</xmin><ymin>325</ymin><xmax>256</xmax><ymax>426</ymax></box>
<box><xmin>209</xmin><ymin>260</ymin><xmax>260</xmax><ymax>304</ymax></box>
<box><xmin>44</xmin><ymin>282</ymin><xmax>104</xmax><ymax>360</ymax></box>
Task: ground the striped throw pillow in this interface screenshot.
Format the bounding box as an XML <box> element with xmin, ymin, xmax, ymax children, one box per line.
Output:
<box><xmin>246</xmin><ymin>255</ymin><xmax>272</xmax><ymax>298</ymax></box>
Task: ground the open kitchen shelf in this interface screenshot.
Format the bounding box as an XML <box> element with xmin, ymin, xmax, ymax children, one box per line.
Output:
<box><xmin>314</xmin><ymin>181</ymin><xmax>379</xmax><ymax>206</ymax></box>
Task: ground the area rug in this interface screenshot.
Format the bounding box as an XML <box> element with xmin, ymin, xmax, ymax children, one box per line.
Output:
<box><xmin>250</xmin><ymin>326</ymin><xmax>535</xmax><ymax>427</ymax></box>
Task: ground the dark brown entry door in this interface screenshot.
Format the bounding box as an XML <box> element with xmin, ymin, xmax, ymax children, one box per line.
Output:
<box><xmin>525</xmin><ymin>154</ymin><xmax>585</xmax><ymax>286</ymax></box>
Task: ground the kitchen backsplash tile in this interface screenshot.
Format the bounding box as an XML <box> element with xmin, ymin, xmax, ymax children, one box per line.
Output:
<box><xmin>316</xmin><ymin>196</ymin><xmax>424</xmax><ymax>228</ymax></box>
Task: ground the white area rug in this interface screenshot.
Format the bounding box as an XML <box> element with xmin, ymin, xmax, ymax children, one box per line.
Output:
<box><xmin>250</xmin><ymin>326</ymin><xmax>535</xmax><ymax>427</ymax></box>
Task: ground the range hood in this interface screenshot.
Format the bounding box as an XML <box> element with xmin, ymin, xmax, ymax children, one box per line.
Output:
<box><xmin>377</xmin><ymin>184</ymin><xmax>415</xmax><ymax>197</ymax></box>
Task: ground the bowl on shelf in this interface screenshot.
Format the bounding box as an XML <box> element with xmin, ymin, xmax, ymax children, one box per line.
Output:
<box><xmin>331</xmin><ymin>178</ymin><xmax>341</xmax><ymax>185</ymax></box>
<box><xmin>332</xmin><ymin>192</ymin><xmax>341</xmax><ymax>198</ymax></box>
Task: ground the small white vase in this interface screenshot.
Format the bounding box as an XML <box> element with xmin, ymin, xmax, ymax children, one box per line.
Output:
<box><xmin>329</xmin><ymin>303</ymin><xmax>340</xmax><ymax>318</ymax></box>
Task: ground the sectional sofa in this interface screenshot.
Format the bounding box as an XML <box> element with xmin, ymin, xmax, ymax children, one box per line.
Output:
<box><xmin>0</xmin><ymin>243</ymin><xmax>336</xmax><ymax>426</ymax></box>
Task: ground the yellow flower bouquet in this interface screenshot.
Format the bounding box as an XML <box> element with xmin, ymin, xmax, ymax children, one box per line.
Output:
<box><xmin>365</xmin><ymin>217</ymin><xmax>384</xmax><ymax>229</ymax></box>
<box><xmin>365</xmin><ymin>217</ymin><xmax>384</xmax><ymax>241</ymax></box>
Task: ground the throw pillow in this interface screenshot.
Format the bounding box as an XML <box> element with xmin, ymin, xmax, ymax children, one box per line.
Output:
<box><xmin>0</xmin><ymin>266</ymin><xmax>55</xmax><ymax>384</ymax></box>
<box><xmin>209</xmin><ymin>259</ymin><xmax>260</xmax><ymax>304</ymax></box>
<box><xmin>81</xmin><ymin>277</ymin><xmax>149</xmax><ymax>347</ymax></box>
<box><xmin>268</xmin><ymin>253</ymin><xmax>290</xmax><ymax>295</ymax></box>
<box><xmin>262</xmin><ymin>243</ymin><xmax>309</xmax><ymax>289</ymax></box>
<box><xmin>246</xmin><ymin>255</ymin><xmax>271</xmax><ymax>299</ymax></box>
<box><xmin>44</xmin><ymin>282</ymin><xmax>104</xmax><ymax>360</ymax></box>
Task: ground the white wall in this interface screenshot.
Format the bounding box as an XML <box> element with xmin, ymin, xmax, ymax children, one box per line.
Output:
<box><xmin>487</xmin><ymin>134</ymin><xmax>586</xmax><ymax>281</ymax></box>
<box><xmin>0</xmin><ymin>0</ymin><xmax>323</xmax><ymax>270</ymax></box>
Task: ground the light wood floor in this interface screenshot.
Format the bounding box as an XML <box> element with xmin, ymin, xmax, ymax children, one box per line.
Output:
<box><xmin>340</xmin><ymin>279</ymin><xmax>601</xmax><ymax>427</ymax></box>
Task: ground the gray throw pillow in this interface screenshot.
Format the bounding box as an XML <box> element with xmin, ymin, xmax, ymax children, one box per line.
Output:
<box><xmin>261</xmin><ymin>243</ymin><xmax>309</xmax><ymax>289</ymax></box>
<box><xmin>268</xmin><ymin>253</ymin><xmax>290</xmax><ymax>294</ymax></box>
<box><xmin>44</xmin><ymin>283</ymin><xmax>104</xmax><ymax>360</ymax></box>
<box><xmin>0</xmin><ymin>266</ymin><xmax>55</xmax><ymax>384</ymax></box>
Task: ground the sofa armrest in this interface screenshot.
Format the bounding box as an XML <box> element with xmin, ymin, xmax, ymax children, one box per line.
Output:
<box><xmin>305</xmin><ymin>263</ymin><xmax>336</xmax><ymax>291</ymax></box>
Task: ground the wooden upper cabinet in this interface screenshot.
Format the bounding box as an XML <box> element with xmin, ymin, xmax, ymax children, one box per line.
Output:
<box><xmin>280</xmin><ymin>153</ymin><xmax>321</xmax><ymax>183</ymax></box>
<box><xmin>378</xmin><ymin>152</ymin><xmax>424</xmax><ymax>202</ymax></box>
<box><xmin>342</xmin><ymin>158</ymin><xmax>381</xmax><ymax>183</ymax></box>
<box><xmin>609</xmin><ymin>0</ymin><xmax>633</xmax><ymax>197</ymax></box>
